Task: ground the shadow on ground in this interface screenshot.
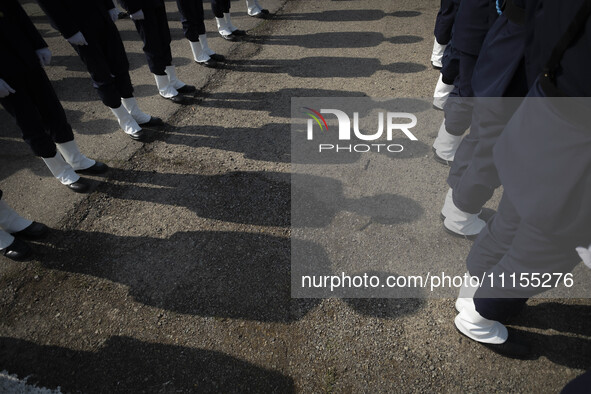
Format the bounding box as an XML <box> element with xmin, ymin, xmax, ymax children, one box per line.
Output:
<box><xmin>0</xmin><ymin>336</ymin><xmax>295</xmax><ymax>393</ymax></box>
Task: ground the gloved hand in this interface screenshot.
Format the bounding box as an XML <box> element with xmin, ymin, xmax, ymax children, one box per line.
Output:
<box><xmin>108</xmin><ymin>7</ymin><xmax>119</xmax><ymax>22</ymax></box>
<box><xmin>130</xmin><ymin>9</ymin><xmax>144</xmax><ymax>21</ymax></box>
<box><xmin>0</xmin><ymin>79</ymin><xmax>15</xmax><ymax>98</ymax></box>
<box><xmin>576</xmin><ymin>245</ymin><xmax>591</xmax><ymax>269</ymax></box>
<box><xmin>66</xmin><ymin>31</ymin><xmax>88</xmax><ymax>46</ymax></box>
<box><xmin>35</xmin><ymin>47</ymin><xmax>52</xmax><ymax>66</ymax></box>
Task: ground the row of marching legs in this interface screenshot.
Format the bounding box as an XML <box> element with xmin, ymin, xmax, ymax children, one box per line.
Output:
<box><xmin>426</xmin><ymin>0</ymin><xmax>591</xmax><ymax>369</ymax></box>
<box><xmin>0</xmin><ymin>0</ymin><xmax>270</xmax><ymax>259</ymax></box>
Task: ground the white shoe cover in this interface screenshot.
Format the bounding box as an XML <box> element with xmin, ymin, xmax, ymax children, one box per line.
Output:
<box><xmin>433</xmin><ymin>73</ymin><xmax>454</xmax><ymax>110</ymax></box>
<box><xmin>246</xmin><ymin>0</ymin><xmax>263</xmax><ymax>15</ymax></box>
<box><xmin>165</xmin><ymin>65</ymin><xmax>187</xmax><ymax>90</ymax></box>
<box><xmin>431</xmin><ymin>37</ymin><xmax>446</xmax><ymax>68</ymax></box>
<box><xmin>455</xmin><ymin>302</ymin><xmax>508</xmax><ymax>344</ymax></box>
<box><xmin>42</xmin><ymin>153</ymin><xmax>80</xmax><ymax>185</ymax></box>
<box><xmin>223</xmin><ymin>13</ymin><xmax>239</xmax><ymax>32</ymax></box>
<box><xmin>454</xmin><ymin>272</ymin><xmax>479</xmax><ymax>312</ymax></box>
<box><xmin>216</xmin><ymin>17</ymin><xmax>233</xmax><ymax>37</ymax></box>
<box><xmin>441</xmin><ymin>189</ymin><xmax>486</xmax><ymax>237</ymax></box>
<box><xmin>0</xmin><ymin>200</ymin><xmax>32</xmax><ymax>233</ymax></box>
<box><xmin>56</xmin><ymin>140</ymin><xmax>95</xmax><ymax>171</ymax></box>
<box><xmin>110</xmin><ymin>104</ymin><xmax>142</xmax><ymax>136</ymax></box>
<box><xmin>151</xmin><ymin>75</ymin><xmax>179</xmax><ymax>101</ymax></box>
<box><xmin>0</xmin><ymin>230</ymin><xmax>15</xmax><ymax>250</ymax></box>
<box><xmin>432</xmin><ymin>120</ymin><xmax>462</xmax><ymax>162</ymax></box>
<box><xmin>189</xmin><ymin>40</ymin><xmax>212</xmax><ymax>63</ymax></box>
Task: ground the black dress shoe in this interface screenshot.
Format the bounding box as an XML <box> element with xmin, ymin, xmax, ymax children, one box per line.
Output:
<box><xmin>220</xmin><ymin>31</ymin><xmax>246</xmax><ymax>41</ymax></box>
<box><xmin>138</xmin><ymin>116</ymin><xmax>163</xmax><ymax>127</ymax></box>
<box><xmin>231</xmin><ymin>29</ymin><xmax>247</xmax><ymax>36</ymax></box>
<box><xmin>1</xmin><ymin>238</ymin><xmax>32</xmax><ymax>261</ymax></box>
<box><xmin>167</xmin><ymin>94</ymin><xmax>189</xmax><ymax>104</ymax></box>
<box><xmin>11</xmin><ymin>222</ymin><xmax>49</xmax><ymax>239</ymax></box>
<box><xmin>128</xmin><ymin>130</ymin><xmax>145</xmax><ymax>141</ymax></box>
<box><xmin>209</xmin><ymin>53</ymin><xmax>225</xmax><ymax>62</ymax></box>
<box><xmin>176</xmin><ymin>84</ymin><xmax>196</xmax><ymax>94</ymax></box>
<box><xmin>67</xmin><ymin>180</ymin><xmax>90</xmax><ymax>193</ymax></box>
<box><xmin>76</xmin><ymin>161</ymin><xmax>109</xmax><ymax>175</ymax></box>
<box><xmin>196</xmin><ymin>58</ymin><xmax>218</xmax><ymax>67</ymax></box>
<box><xmin>251</xmin><ymin>9</ymin><xmax>270</xmax><ymax>18</ymax></box>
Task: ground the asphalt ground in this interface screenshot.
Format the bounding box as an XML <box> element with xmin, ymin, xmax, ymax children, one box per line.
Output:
<box><xmin>0</xmin><ymin>0</ymin><xmax>590</xmax><ymax>392</ymax></box>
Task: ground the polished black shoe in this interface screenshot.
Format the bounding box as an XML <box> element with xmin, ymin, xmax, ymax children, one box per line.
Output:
<box><xmin>176</xmin><ymin>84</ymin><xmax>196</xmax><ymax>94</ymax></box>
<box><xmin>67</xmin><ymin>180</ymin><xmax>90</xmax><ymax>193</ymax></box>
<box><xmin>138</xmin><ymin>116</ymin><xmax>163</xmax><ymax>127</ymax></box>
<box><xmin>251</xmin><ymin>9</ymin><xmax>270</xmax><ymax>18</ymax></box>
<box><xmin>1</xmin><ymin>238</ymin><xmax>32</xmax><ymax>261</ymax></box>
<box><xmin>127</xmin><ymin>129</ymin><xmax>145</xmax><ymax>141</ymax></box>
<box><xmin>231</xmin><ymin>29</ymin><xmax>247</xmax><ymax>36</ymax></box>
<box><xmin>76</xmin><ymin>161</ymin><xmax>109</xmax><ymax>175</ymax></box>
<box><xmin>196</xmin><ymin>58</ymin><xmax>218</xmax><ymax>67</ymax></box>
<box><xmin>167</xmin><ymin>94</ymin><xmax>189</xmax><ymax>105</ymax></box>
<box><xmin>209</xmin><ymin>53</ymin><xmax>225</xmax><ymax>62</ymax></box>
<box><xmin>11</xmin><ymin>222</ymin><xmax>49</xmax><ymax>239</ymax></box>
<box><xmin>220</xmin><ymin>30</ymin><xmax>246</xmax><ymax>41</ymax></box>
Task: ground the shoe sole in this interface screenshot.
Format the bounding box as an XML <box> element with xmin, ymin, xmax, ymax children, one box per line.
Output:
<box><xmin>440</xmin><ymin>208</ymin><xmax>496</xmax><ymax>223</ymax></box>
<box><xmin>433</xmin><ymin>151</ymin><xmax>452</xmax><ymax>166</ymax></box>
<box><xmin>128</xmin><ymin>133</ymin><xmax>145</xmax><ymax>142</ymax></box>
<box><xmin>442</xmin><ymin>224</ymin><xmax>479</xmax><ymax>240</ymax></box>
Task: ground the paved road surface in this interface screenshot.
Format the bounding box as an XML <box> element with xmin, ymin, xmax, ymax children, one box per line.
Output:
<box><xmin>0</xmin><ymin>0</ymin><xmax>589</xmax><ymax>392</ymax></box>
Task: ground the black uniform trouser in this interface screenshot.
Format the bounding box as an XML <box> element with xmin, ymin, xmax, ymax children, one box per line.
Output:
<box><xmin>562</xmin><ymin>371</ymin><xmax>591</xmax><ymax>394</ymax></box>
<box><xmin>176</xmin><ymin>0</ymin><xmax>206</xmax><ymax>41</ymax></box>
<box><xmin>74</xmin><ymin>18</ymin><xmax>133</xmax><ymax>108</ymax></box>
<box><xmin>443</xmin><ymin>50</ymin><xmax>477</xmax><ymax>135</ymax></box>
<box><xmin>447</xmin><ymin>15</ymin><xmax>528</xmax><ymax>214</ymax></box>
<box><xmin>441</xmin><ymin>42</ymin><xmax>459</xmax><ymax>85</ymax></box>
<box><xmin>434</xmin><ymin>0</ymin><xmax>458</xmax><ymax>45</ymax></box>
<box><xmin>468</xmin><ymin>193</ymin><xmax>580</xmax><ymax>323</ymax></box>
<box><xmin>133</xmin><ymin>4</ymin><xmax>173</xmax><ymax>75</ymax></box>
<box><xmin>468</xmin><ymin>80</ymin><xmax>591</xmax><ymax>323</ymax></box>
<box><xmin>0</xmin><ymin>64</ymin><xmax>73</xmax><ymax>158</ymax></box>
<box><xmin>211</xmin><ymin>0</ymin><xmax>231</xmax><ymax>18</ymax></box>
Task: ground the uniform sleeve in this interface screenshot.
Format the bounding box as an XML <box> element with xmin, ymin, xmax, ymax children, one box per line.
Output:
<box><xmin>12</xmin><ymin>0</ymin><xmax>47</xmax><ymax>50</ymax></box>
<box><xmin>35</xmin><ymin>0</ymin><xmax>81</xmax><ymax>40</ymax></box>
